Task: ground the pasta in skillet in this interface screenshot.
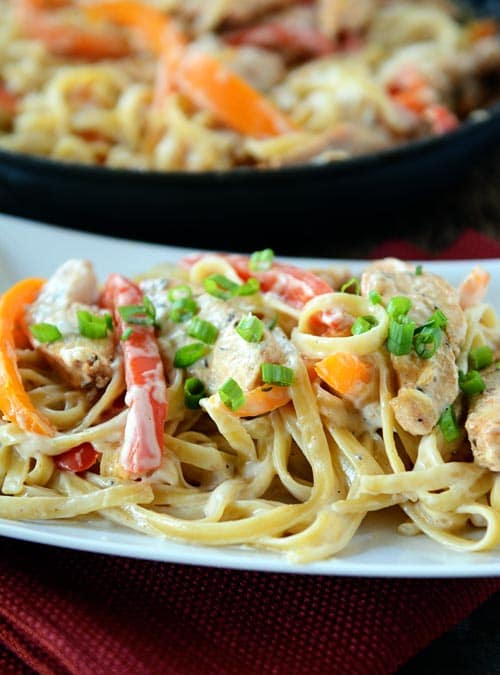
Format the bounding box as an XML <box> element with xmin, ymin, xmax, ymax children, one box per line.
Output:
<box><xmin>0</xmin><ymin>0</ymin><xmax>500</xmax><ymax>170</ymax></box>
<box><xmin>0</xmin><ymin>249</ymin><xmax>500</xmax><ymax>564</ymax></box>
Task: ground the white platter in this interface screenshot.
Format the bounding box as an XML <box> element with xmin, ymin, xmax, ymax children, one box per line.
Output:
<box><xmin>1</xmin><ymin>213</ymin><xmax>500</xmax><ymax>578</ymax></box>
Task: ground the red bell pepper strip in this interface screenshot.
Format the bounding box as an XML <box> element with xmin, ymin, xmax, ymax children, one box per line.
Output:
<box><xmin>101</xmin><ymin>273</ymin><xmax>168</xmax><ymax>475</ymax></box>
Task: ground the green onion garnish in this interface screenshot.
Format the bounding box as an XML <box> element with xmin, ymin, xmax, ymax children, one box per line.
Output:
<box><xmin>167</xmin><ymin>285</ymin><xmax>192</xmax><ymax>302</ymax></box>
<box><xmin>249</xmin><ymin>248</ymin><xmax>274</xmax><ymax>272</ymax></box>
<box><xmin>173</xmin><ymin>343</ymin><xmax>207</xmax><ymax>368</ymax></box>
<box><xmin>340</xmin><ymin>277</ymin><xmax>360</xmax><ymax>295</ymax></box>
<box><xmin>459</xmin><ymin>370</ymin><xmax>485</xmax><ymax>396</ymax></box>
<box><xmin>236</xmin><ymin>314</ymin><xmax>264</xmax><ymax>343</ymax></box>
<box><xmin>204</xmin><ymin>274</ymin><xmax>260</xmax><ymax>299</ymax></box>
<box><xmin>184</xmin><ymin>377</ymin><xmax>206</xmax><ymax>409</ymax></box>
<box><xmin>204</xmin><ymin>274</ymin><xmax>239</xmax><ymax>300</ymax></box>
<box><xmin>351</xmin><ymin>315</ymin><xmax>378</xmax><ymax>335</ymax></box>
<box><xmin>387</xmin><ymin>296</ymin><xmax>412</xmax><ymax>321</ymax></box>
<box><xmin>77</xmin><ymin>310</ymin><xmax>112</xmax><ymax>339</ymax></box>
<box><xmin>413</xmin><ymin>324</ymin><xmax>442</xmax><ymax>359</ymax></box>
<box><xmin>412</xmin><ymin>309</ymin><xmax>447</xmax><ymax>359</ymax></box>
<box><xmin>219</xmin><ymin>378</ymin><xmax>245</xmax><ymax>411</ymax></box>
<box><xmin>261</xmin><ymin>363</ymin><xmax>294</xmax><ymax>386</ymax></box>
<box><xmin>187</xmin><ymin>317</ymin><xmax>219</xmax><ymax>345</ymax></box>
<box><xmin>170</xmin><ymin>297</ymin><xmax>198</xmax><ymax>323</ymax></box>
<box><xmin>387</xmin><ymin>318</ymin><xmax>416</xmax><ymax>356</ymax></box>
<box><xmin>385</xmin><ymin>296</ymin><xmax>414</xmax><ymax>356</ymax></box>
<box><xmin>121</xmin><ymin>328</ymin><xmax>133</xmax><ymax>341</ymax></box>
<box><xmin>29</xmin><ymin>322</ymin><xmax>62</xmax><ymax>344</ymax></box>
<box><xmin>237</xmin><ymin>278</ymin><xmax>260</xmax><ymax>296</ymax></box>
<box><xmin>267</xmin><ymin>313</ymin><xmax>278</xmax><ymax>330</ymax></box>
<box><xmin>368</xmin><ymin>290</ymin><xmax>382</xmax><ymax>305</ymax></box>
<box><xmin>118</xmin><ymin>297</ymin><xmax>156</xmax><ymax>326</ymax></box>
<box><xmin>438</xmin><ymin>405</ymin><xmax>460</xmax><ymax>442</ymax></box>
<box><xmin>469</xmin><ymin>345</ymin><xmax>494</xmax><ymax>371</ymax></box>
<box><xmin>428</xmin><ymin>309</ymin><xmax>448</xmax><ymax>329</ymax></box>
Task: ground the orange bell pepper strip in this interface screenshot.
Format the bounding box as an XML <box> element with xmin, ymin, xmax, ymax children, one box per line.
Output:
<box><xmin>233</xmin><ymin>384</ymin><xmax>291</xmax><ymax>418</ymax></box>
<box><xmin>314</xmin><ymin>352</ymin><xmax>372</xmax><ymax>396</ymax></box>
<box><xmin>0</xmin><ymin>278</ymin><xmax>55</xmax><ymax>435</ymax></box>
<box><xmin>101</xmin><ymin>273</ymin><xmax>168</xmax><ymax>476</ymax></box>
<box><xmin>175</xmin><ymin>50</ymin><xmax>296</xmax><ymax>137</ymax></box>
<box><xmin>467</xmin><ymin>18</ymin><xmax>499</xmax><ymax>42</ymax></box>
<box><xmin>85</xmin><ymin>0</ymin><xmax>186</xmax><ymax>55</ymax></box>
<box><xmin>0</xmin><ymin>84</ymin><xmax>18</xmax><ymax>118</ymax></box>
<box><xmin>17</xmin><ymin>0</ymin><xmax>131</xmax><ymax>59</ymax></box>
<box><xmin>86</xmin><ymin>0</ymin><xmax>296</xmax><ymax>137</ymax></box>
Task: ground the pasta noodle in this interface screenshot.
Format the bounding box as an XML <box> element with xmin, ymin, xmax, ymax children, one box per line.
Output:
<box><xmin>0</xmin><ymin>0</ymin><xmax>500</xmax><ymax>170</ymax></box>
<box><xmin>0</xmin><ymin>249</ymin><xmax>500</xmax><ymax>564</ymax></box>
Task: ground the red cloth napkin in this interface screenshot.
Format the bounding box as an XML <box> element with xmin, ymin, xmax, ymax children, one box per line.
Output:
<box><xmin>1</xmin><ymin>227</ymin><xmax>500</xmax><ymax>675</ymax></box>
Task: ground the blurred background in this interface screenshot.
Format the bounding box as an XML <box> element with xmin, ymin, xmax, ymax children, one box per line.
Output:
<box><xmin>1</xmin><ymin>140</ymin><xmax>500</xmax><ymax>259</ymax></box>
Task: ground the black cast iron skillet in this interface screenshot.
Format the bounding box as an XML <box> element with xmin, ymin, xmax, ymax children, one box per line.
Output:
<box><xmin>0</xmin><ymin>0</ymin><xmax>499</xmax><ymax>254</ymax></box>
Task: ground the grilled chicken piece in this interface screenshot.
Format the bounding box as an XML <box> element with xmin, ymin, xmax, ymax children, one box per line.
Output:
<box><xmin>181</xmin><ymin>0</ymin><xmax>297</xmax><ymax>30</ymax></box>
<box><xmin>142</xmin><ymin>280</ymin><xmax>294</xmax><ymax>395</ymax></box>
<box><xmin>210</xmin><ymin>0</ymin><xmax>297</xmax><ymax>27</ymax></box>
<box><xmin>192</xmin><ymin>297</ymin><xmax>294</xmax><ymax>394</ymax></box>
<box><xmin>465</xmin><ymin>366</ymin><xmax>500</xmax><ymax>471</ymax></box>
<box><xmin>318</xmin><ymin>0</ymin><xmax>381</xmax><ymax>38</ymax></box>
<box><xmin>361</xmin><ymin>259</ymin><xmax>467</xmax><ymax>435</ymax></box>
<box><xmin>26</xmin><ymin>259</ymin><xmax>114</xmax><ymax>389</ymax></box>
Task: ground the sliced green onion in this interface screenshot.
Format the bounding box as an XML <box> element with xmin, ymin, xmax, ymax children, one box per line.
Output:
<box><xmin>249</xmin><ymin>248</ymin><xmax>274</xmax><ymax>272</ymax></box>
<box><xmin>77</xmin><ymin>310</ymin><xmax>112</xmax><ymax>339</ymax></box>
<box><xmin>121</xmin><ymin>327</ymin><xmax>133</xmax><ymax>341</ymax></box>
<box><xmin>237</xmin><ymin>277</ymin><xmax>260</xmax><ymax>296</ymax></box>
<box><xmin>187</xmin><ymin>317</ymin><xmax>219</xmax><ymax>345</ymax></box>
<box><xmin>219</xmin><ymin>378</ymin><xmax>245</xmax><ymax>411</ymax></box>
<box><xmin>340</xmin><ymin>277</ymin><xmax>360</xmax><ymax>295</ymax></box>
<box><xmin>267</xmin><ymin>313</ymin><xmax>278</xmax><ymax>330</ymax></box>
<box><xmin>387</xmin><ymin>296</ymin><xmax>412</xmax><ymax>320</ymax></box>
<box><xmin>438</xmin><ymin>405</ymin><xmax>460</xmax><ymax>442</ymax></box>
<box><xmin>459</xmin><ymin>370</ymin><xmax>485</xmax><ymax>396</ymax></box>
<box><xmin>168</xmin><ymin>285</ymin><xmax>192</xmax><ymax>302</ymax></box>
<box><xmin>118</xmin><ymin>298</ymin><xmax>156</xmax><ymax>326</ymax></box>
<box><xmin>29</xmin><ymin>322</ymin><xmax>62</xmax><ymax>344</ymax></box>
<box><xmin>413</xmin><ymin>325</ymin><xmax>442</xmax><ymax>360</ymax></box>
<box><xmin>427</xmin><ymin>309</ymin><xmax>448</xmax><ymax>330</ymax></box>
<box><xmin>351</xmin><ymin>315</ymin><xmax>378</xmax><ymax>335</ymax></box>
<box><xmin>411</xmin><ymin>309</ymin><xmax>447</xmax><ymax>360</ymax></box>
<box><xmin>469</xmin><ymin>345</ymin><xmax>494</xmax><ymax>371</ymax></box>
<box><xmin>236</xmin><ymin>314</ymin><xmax>264</xmax><ymax>343</ymax></box>
<box><xmin>368</xmin><ymin>290</ymin><xmax>382</xmax><ymax>305</ymax></box>
<box><xmin>415</xmin><ymin>265</ymin><xmax>423</xmax><ymax>276</ymax></box>
<box><xmin>387</xmin><ymin>318</ymin><xmax>415</xmax><ymax>356</ymax></box>
<box><xmin>184</xmin><ymin>377</ymin><xmax>206</xmax><ymax>409</ymax></box>
<box><xmin>173</xmin><ymin>343</ymin><xmax>206</xmax><ymax>368</ymax></box>
<box><xmin>261</xmin><ymin>363</ymin><xmax>294</xmax><ymax>386</ymax></box>
<box><xmin>170</xmin><ymin>297</ymin><xmax>198</xmax><ymax>323</ymax></box>
<box><xmin>204</xmin><ymin>274</ymin><xmax>239</xmax><ymax>300</ymax></box>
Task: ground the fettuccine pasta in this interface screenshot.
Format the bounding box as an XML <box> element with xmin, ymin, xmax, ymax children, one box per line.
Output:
<box><xmin>0</xmin><ymin>0</ymin><xmax>500</xmax><ymax>170</ymax></box>
<box><xmin>1</xmin><ymin>249</ymin><xmax>500</xmax><ymax>564</ymax></box>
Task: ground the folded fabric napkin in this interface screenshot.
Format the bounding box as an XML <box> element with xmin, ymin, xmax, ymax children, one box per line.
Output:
<box><xmin>1</xmin><ymin>228</ymin><xmax>500</xmax><ymax>675</ymax></box>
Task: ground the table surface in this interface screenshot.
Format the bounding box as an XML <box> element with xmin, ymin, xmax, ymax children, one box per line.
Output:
<box><xmin>1</xmin><ymin>144</ymin><xmax>500</xmax><ymax>675</ymax></box>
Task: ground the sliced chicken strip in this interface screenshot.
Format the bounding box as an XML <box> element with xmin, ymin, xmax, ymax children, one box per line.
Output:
<box><xmin>185</xmin><ymin>0</ymin><xmax>298</xmax><ymax>31</ymax></box>
<box><xmin>318</xmin><ymin>0</ymin><xmax>382</xmax><ymax>39</ymax></box>
<box><xmin>361</xmin><ymin>260</ymin><xmax>467</xmax><ymax>435</ymax></box>
<box><xmin>26</xmin><ymin>259</ymin><xmax>114</xmax><ymax>389</ymax></box>
<box><xmin>141</xmin><ymin>281</ymin><xmax>295</xmax><ymax>395</ymax></box>
<box><xmin>465</xmin><ymin>366</ymin><xmax>500</xmax><ymax>471</ymax></box>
